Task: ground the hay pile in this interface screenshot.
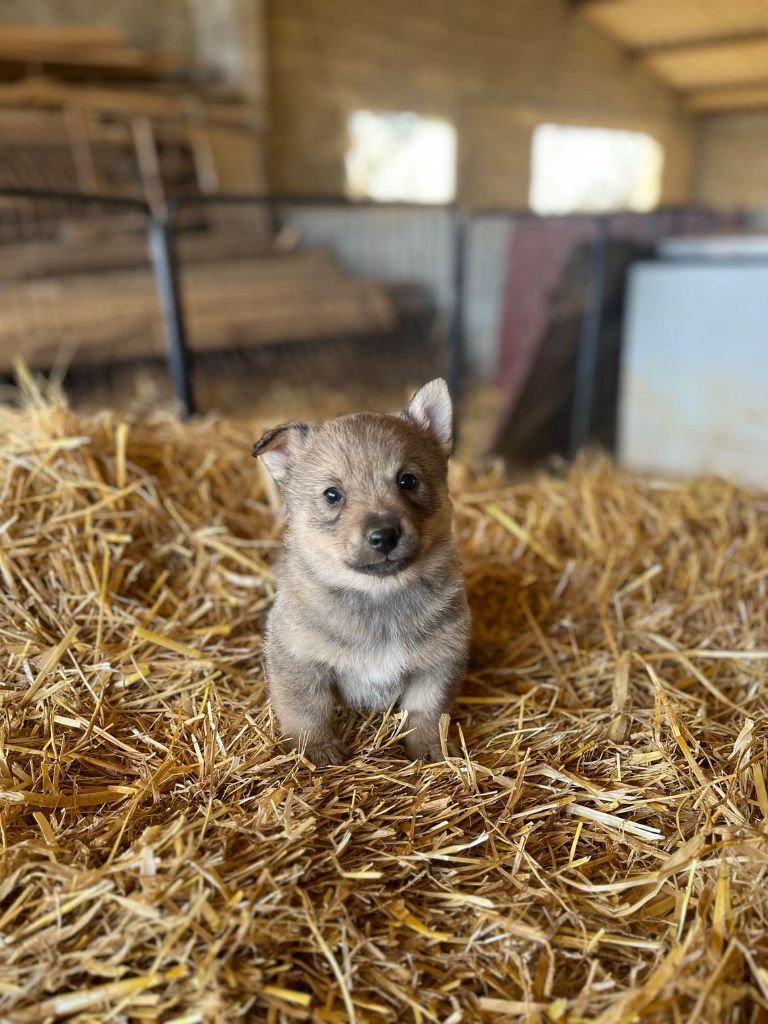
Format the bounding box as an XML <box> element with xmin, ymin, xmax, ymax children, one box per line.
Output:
<box><xmin>1</xmin><ymin>380</ymin><xmax>767</xmax><ymax>1023</ymax></box>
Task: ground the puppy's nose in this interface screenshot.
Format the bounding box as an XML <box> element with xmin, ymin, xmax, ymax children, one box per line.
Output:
<box><xmin>368</xmin><ymin>525</ymin><xmax>400</xmax><ymax>555</ymax></box>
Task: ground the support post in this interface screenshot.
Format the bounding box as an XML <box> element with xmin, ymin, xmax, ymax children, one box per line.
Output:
<box><xmin>569</xmin><ymin>217</ymin><xmax>608</xmax><ymax>458</ymax></box>
<box><xmin>447</xmin><ymin>210</ymin><xmax>467</xmax><ymax>445</ymax></box>
<box><xmin>148</xmin><ymin>217</ymin><xmax>195</xmax><ymax>418</ymax></box>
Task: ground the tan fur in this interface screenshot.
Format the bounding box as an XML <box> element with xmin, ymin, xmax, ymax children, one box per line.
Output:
<box><xmin>253</xmin><ymin>380</ymin><xmax>470</xmax><ymax>765</ymax></box>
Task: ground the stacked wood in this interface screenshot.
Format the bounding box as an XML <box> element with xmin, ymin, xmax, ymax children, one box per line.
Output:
<box><xmin>0</xmin><ymin>227</ymin><xmax>272</xmax><ymax>280</ymax></box>
<box><xmin>0</xmin><ymin>77</ymin><xmax>251</xmax><ymax>128</ymax></box>
<box><xmin>0</xmin><ymin>25</ymin><xmax>266</xmax><ymax>205</ymax></box>
<box><xmin>0</xmin><ymin>250</ymin><xmax>397</xmax><ymax>371</ymax></box>
<box><xmin>0</xmin><ymin>24</ymin><xmax>193</xmax><ymax>80</ymax></box>
<box><xmin>0</xmin><ymin>94</ymin><xmax>264</xmax><ymax>202</ymax></box>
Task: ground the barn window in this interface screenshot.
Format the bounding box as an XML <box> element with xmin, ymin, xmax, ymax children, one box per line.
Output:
<box><xmin>345</xmin><ymin>111</ymin><xmax>456</xmax><ymax>203</ymax></box>
<box><xmin>529</xmin><ymin>123</ymin><xmax>664</xmax><ymax>214</ymax></box>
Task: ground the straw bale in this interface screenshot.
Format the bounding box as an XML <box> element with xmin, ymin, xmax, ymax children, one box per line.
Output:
<box><xmin>1</xmin><ymin>376</ymin><xmax>767</xmax><ymax>1022</ymax></box>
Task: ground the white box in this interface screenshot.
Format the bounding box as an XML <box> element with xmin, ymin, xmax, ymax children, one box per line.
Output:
<box><xmin>619</xmin><ymin>258</ymin><xmax>768</xmax><ymax>487</ymax></box>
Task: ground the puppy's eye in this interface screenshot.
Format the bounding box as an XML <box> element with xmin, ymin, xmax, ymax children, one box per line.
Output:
<box><xmin>323</xmin><ymin>486</ymin><xmax>344</xmax><ymax>505</ymax></box>
<box><xmin>398</xmin><ymin>472</ymin><xmax>418</xmax><ymax>491</ymax></box>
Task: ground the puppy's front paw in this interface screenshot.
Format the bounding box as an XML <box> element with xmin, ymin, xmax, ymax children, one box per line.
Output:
<box><xmin>303</xmin><ymin>737</ymin><xmax>348</xmax><ymax>767</ymax></box>
<box><xmin>404</xmin><ymin>734</ymin><xmax>456</xmax><ymax>763</ymax></box>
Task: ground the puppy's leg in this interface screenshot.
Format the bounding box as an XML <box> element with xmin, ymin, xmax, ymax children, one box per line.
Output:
<box><xmin>400</xmin><ymin>660</ymin><xmax>465</xmax><ymax>762</ymax></box>
<box><xmin>267</xmin><ymin>646</ymin><xmax>346</xmax><ymax>766</ymax></box>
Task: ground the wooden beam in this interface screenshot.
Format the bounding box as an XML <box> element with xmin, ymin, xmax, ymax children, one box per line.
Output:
<box><xmin>0</xmin><ymin>24</ymin><xmax>191</xmax><ymax>76</ymax></box>
<box><xmin>0</xmin><ymin>77</ymin><xmax>258</xmax><ymax>129</ymax></box>
<box><xmin>131</xmin><ymin>116</ymin><xmax>165</xmax><ymax>217</ymax></box>
<box><xmin>63</xmin><ymin>105</ymin><xmax>99</xmax><ymax>192</ymax></box>
<box><xmin>688</xmin><ymin>82</ymin><xmax>768</xmax><ymax>112</ymax></box>
<box><xmin>0</xmin><ymin>24</ymin><xmax>126</xmax><ymax>53</ymax></box>
<box><xmin>0</xmin><ymin>44</ymin><xmax>189</xmax><ymax>75</ymax></box>
<box><xmin>631</xmin><ymin>28</ymin><xmax>768</xmax><ymax>57</ymax></box>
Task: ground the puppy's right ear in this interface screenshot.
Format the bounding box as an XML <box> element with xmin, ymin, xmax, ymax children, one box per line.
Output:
<box><xmin>251</xmin><ymin>422</ymin><xmax>309</xmax><ymax>486</ymax></box>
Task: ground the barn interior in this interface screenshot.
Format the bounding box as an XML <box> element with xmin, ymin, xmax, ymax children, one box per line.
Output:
<box><xmin>2</xmin><ymin>3</ymin><xmax>768</xmax><ymax>1022</ymax></box>
<box><xmin>0</xmin><ymin>0</ymin><xmax>765</xmax><ymax>475</ymax></box>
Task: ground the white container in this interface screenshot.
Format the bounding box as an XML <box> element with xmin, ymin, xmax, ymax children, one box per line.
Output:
<box><xmin>619</xmin><ymin>253</ymin><xmax>768</xmax><ymax>487</ymax></box>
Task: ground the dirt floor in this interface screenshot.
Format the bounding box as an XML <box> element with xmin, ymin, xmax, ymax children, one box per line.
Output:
<box><xmin>1</xmin><ymin>384</ymin><xmax>766</xmax><ymax>1022</ymax></box>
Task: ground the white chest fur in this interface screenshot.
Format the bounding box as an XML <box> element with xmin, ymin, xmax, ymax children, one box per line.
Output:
<box><xmin>335</xmin><ymin>643</ymin><xmax>411</xmax><ymax>710</ymax></box>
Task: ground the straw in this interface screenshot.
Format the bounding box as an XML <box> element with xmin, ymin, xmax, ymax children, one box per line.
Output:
<box><xmin>1</xmin><ymin>379</ymin><xmax>767</xmax><ymax>1021</ymax></box>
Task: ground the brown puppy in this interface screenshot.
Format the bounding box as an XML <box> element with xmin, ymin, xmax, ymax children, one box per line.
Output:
<box><xmin>253</xmin><ymin>379</ymin><xmax>470</xmax><ymax>765</ymax></box>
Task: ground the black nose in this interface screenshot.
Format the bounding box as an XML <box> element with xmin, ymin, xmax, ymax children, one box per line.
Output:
<box><xmin>368</xmin><ymin>526</ymin><xmax>400</xmax><ymax>555</ymax></box>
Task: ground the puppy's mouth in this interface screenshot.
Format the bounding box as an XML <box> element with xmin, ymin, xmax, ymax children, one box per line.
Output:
<box><xmin>347</xmin><ymin>555</ymin><xmax>414</xmax><ymax>577</ymax></box>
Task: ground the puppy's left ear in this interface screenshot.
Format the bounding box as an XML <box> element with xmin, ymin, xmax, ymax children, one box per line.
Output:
<box><xmin>402</xmin><ymin>378</ymin><xmax>453</xmax><ymax>454</ymax></box>
<box><xmin>252</xmin><ymin>422</ymin><xmax>310</xmax><ymax>486</ymax></box>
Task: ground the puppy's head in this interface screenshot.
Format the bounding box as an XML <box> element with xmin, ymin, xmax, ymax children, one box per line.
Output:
<box><xmin>252</xmin><ymin>380</ymin><xmax>454</xmax><ymax>591</ymax></box>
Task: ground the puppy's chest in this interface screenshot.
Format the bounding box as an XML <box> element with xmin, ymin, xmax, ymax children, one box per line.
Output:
<box><xmin>336</xmin><ymin>646</ymin><xmax>410</xmax><ymax>709</ymax></box>
<box><xmin>321</xmin><ymin>604</ymin><xmax>418</xmax><ymax>709</ymax></box>
<box><xmin>334</xmin><ymin>619</ymin><xmax>413</xmax><ymax>694</ymax></box>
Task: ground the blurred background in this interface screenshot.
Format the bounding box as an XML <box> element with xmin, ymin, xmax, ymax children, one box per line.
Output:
<box><xmin>0</xmin><ymin>0</ymin><xmax>766</xmax><ymax>483</ymax></box>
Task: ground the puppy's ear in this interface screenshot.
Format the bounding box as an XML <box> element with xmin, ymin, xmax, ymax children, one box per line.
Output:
<box><xmin>402</xmin><ymin>378</ymin><xmax>453</xmax><ymax>454</ymax></box>
<box><xmin>252</xmin><ymin>422</ymin><xmax>310</xmax><ymax>486</ymax></box>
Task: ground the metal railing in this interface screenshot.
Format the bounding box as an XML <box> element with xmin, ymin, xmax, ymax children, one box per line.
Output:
<box><xmin>0</xmin><ymin>188</ymin><xmax>465</xmax><ymax>421</ymax></box>
<box><xmin>0</xmin><ymin>186</ymin><xmax>743</xmax><ymax>456</ymax></box>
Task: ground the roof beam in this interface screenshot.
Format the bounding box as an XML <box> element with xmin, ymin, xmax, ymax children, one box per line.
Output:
<box><xmin>631</xmin><ymin>28</ymin><xmax>768</xmax><ymax>57</ymax></box>
<box><xmin>688</xmin><ymin>81</ymin><xmax>768</xmax><ymax>112</ymax></box>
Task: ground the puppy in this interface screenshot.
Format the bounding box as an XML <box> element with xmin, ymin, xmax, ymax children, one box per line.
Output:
<box><xmin>252</xmin><ymin>379</ymin><xmax>470</xmax><ymax>765</ymax></box>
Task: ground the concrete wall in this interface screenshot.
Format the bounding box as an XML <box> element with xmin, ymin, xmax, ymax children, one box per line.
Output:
<box><xmin>694</xmin><ymin>113</ymin><xmax>768</xmax><ymax>213</ymax></box>
<box><xmin>265</xmin><ymin>0</ymin><xmax>695</xmax><ymax>206</ymax></box>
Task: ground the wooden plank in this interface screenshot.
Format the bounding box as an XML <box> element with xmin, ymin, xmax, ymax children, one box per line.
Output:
<box><xmin>0</xmin><ymin>77</ymin><xmax>258</xmax><ymax>129</ymax></box>
<box><xmin>0</xmin><ymin>25</ymin><xmax>191</xmax><ymax>76</ymax></box>
<box><xmin>632</xmin><ymin>27</ymin><xmax>768</xmax><ymax>56</ymax></box>
<box><xmin>63</xmin><ymin>105</ymin><xmax>99</xmax><ymax>191</ymax></box>
<box><xmin>0</xmin><ymin>254</ymin><xmax>396</xmax><ymax>371</ymax></box>
<box><xmin>206</xmin><ymin>125</ymin><xmax>265</xmax><ymax>191</ymax></box>
<box><xmin>131</xmin><ymin>116</ymin><xmax>164</xmax><ymax>215</ymax></box>
<box><xmin>0</xmin><ymin>46</ymin><xmax>188</xmax><ymax>75</ymax></box>
<box><xmin>0</xmin><ymin>229</ymin><xmax>274</xmax><ymax>279</ymax></box>
<box><xmin>0</xmin><ymin>25</ymin><xmax>126</xmax><ymax>53</ymax></box>
<box><xmin>688</xmin><ymin>82</ymin><xmax>768</xmax><ymax>111</ymax></box>
<box><xmin>201</xmin><ymin>125</ymin><xmax>269</xmax><ymax>235</ymax></box>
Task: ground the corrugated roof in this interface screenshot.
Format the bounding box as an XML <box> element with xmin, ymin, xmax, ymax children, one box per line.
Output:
<box><xmin>577</xmin><ymin>0</ymin><xmax>768</xmax><ymax>111</ymax></box>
